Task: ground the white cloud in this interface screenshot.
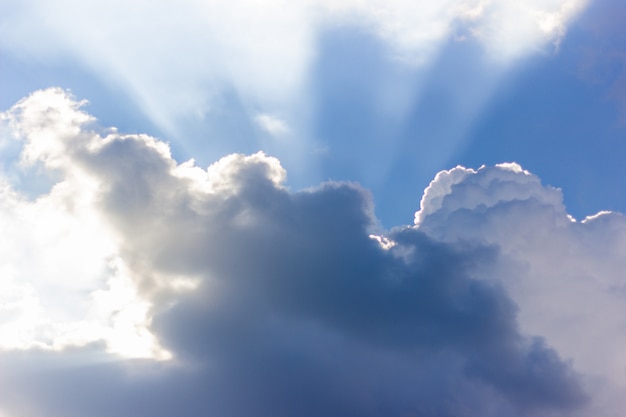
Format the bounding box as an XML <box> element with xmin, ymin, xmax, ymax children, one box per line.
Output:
<box><xmin>465</xmin><ymin>0</ymin><xmax>588</xmax><ymax>62</ymax></box>
<box><xmin>415</xmin><ymin>163</ymin><xmax>626</xmax><ymax>416</ymax></box>
<box><xmin>254</xmin><ymin>113</ymin><xmax>290</xmax><ymax>137</ymax></box>
<box><xmin>0</xmin><ymin>0</ymin><xmax>589</xmax><ymax>140</ymax></box>
<box><xmin>0</xmin><ymin>89</ymin><xmax>168</xmax><ymax>359</ymax></box>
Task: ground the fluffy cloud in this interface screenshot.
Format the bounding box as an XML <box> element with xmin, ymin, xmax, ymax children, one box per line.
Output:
<box><xmin>415</xmin><ymin>162</ymin><xmax>626</xmax><ymax>416</ymax></box>
<box><xmin>0</xmin><ymin>91</ymin><xmax>167</xmax><ymax>359</ymax></box>
<box><xmin>0</xmin><ymin>89</ymin><xmax>608</xmax><ymax>416</ymax></box>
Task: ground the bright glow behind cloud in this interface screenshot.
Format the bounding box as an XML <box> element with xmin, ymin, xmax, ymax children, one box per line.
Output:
<box><xmin>0</xmin><ymin>90</ymin><xmax>169</xmax><ymax>359</ymax></box>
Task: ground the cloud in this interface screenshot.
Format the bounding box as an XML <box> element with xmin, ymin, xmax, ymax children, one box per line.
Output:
<box><xmin>0</xmin><ymin>91</ymin><xmax>168</xmax><ymax>359</ymax></box>
<box><xmin>254</xmin><ymin>113</ymin><xmax>291</xmax><ymax>137</ymax></box>
<box><xmin>0</xmin><ymin>0</ymin><xmax>589</xmax><ymax>142</ymax></box>
<box><xmin>415</xmin><ymin>161</ymin><xmax>626</xmax><ymax>416</ymax></box>
<box><xmin>0</xmin><ymin>88</ymin><xmax>600</xmax><ymax>416</ymax></box>
<box><xmin>327</xmin><ymin>0</ymin><xmax>588</xmax><ymax>64</ymax></box>
<box><xmin>0</xmin><ymin>0</ymin><xmax>592</xmax><ymax>213</ymax></box>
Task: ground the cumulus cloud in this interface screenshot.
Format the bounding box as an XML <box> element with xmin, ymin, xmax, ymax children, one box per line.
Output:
<box><xmin>415</xmin><ymin>162</ymin><xmax>626</xmax><ymax>416</ymax></box>
<box><xmin>0</xmin><ymin>89</ymin><xmax>607</xmax><ymax>417</ymax></box>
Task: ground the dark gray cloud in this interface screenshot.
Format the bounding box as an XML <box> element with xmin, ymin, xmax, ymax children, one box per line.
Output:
<box><xmin>0</xmin><ymin>89</ymin><xmax>589</xmax><ymax>417</ymax></box>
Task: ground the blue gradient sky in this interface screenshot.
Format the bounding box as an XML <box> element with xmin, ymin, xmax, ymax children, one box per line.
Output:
<box><xmin>2</xmin><ymin>1</ymin><xmax>626</xmax><ymax>416</ymax></box>
<box><xmin>2</xmin><ymin>0</ymin><xmax>624</xmax><ymax>227</ymax></box>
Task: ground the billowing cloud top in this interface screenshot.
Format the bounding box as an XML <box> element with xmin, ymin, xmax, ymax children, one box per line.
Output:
<box><xmin>2</xmin><ymin>88</ymin><xmax>626</xmax><ymax>417</ymax></box>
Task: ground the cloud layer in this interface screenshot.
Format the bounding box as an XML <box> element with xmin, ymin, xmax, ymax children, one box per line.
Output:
<box><xmin>0</xmin><ymin>0</ymin><xmax>589</xmax><ymax>143</ymax></box>
<box><xmin>3</xmin><ymin>88</ymin><xmax>626</xmax><ymax>416</ymax></box>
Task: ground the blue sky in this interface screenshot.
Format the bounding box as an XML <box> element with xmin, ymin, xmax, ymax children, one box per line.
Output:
<box><xmin>1</xmin><ymin>1</ymin><xmax>626</xmax><ymax>416</ymax></box>
<box><xmin>1</xmin><ymin>0</ymin><xmax>624</xmax><ymax>227</ymax></box>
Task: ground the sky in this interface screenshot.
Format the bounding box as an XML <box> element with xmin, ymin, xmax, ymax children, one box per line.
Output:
<box><xmin>1</xmin><ymin>0</ymin><xmax>626</xmax><ymax>416</ymax></box>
